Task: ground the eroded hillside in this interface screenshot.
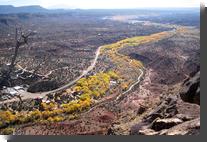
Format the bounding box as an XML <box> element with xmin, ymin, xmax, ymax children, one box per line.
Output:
<box><xmin>0</xmin><ymin>9</ymin><xmax>200</xmax><ymax>135</ymax></box>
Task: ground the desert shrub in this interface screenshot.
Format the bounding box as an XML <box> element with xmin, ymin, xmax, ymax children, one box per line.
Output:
<box><xmin>121</xmin><ymin>82</ymin><xmax>129</xmax><ymax>91</ymax></box>
<box><xmin>15</xmin><ymin>113</ymin><xmax>30</xmax><ymax>124</ymax></box>
<box><xmin>108</xmin><ymin>71</ymin><xmax>119</xmax><ymax>80</ymax></box>
<box><xmin>42</xmin><ymin>108</ymin><xmax>63</xmax><ymax>119</ymax></box>
<box><xmin>67</xmin><ymin>114</ymin><xmax>78</xmax><ymax>120</ymax></box>
<box><xmin>61</xmin><ymin>96</ymin><xmax>91</xmax><ymax>114</ymax></box>
<box><xmin>79</xmin><ymin>93</ymin><xmax>91</xmax><ymax>101</ymax></box>
<box><xmin>0</xmin><ymin>111</ymin><xmax>16</xmax><ymax>126</ymax></box>
<box><xmin>47</xmin><ymin>116</ymin><xmax>64</xmax><ymax>122</ymax></box>
<box><xmin>78</xmin><ymin>98</ymin><xmax>91</xmax><ymax>110</ymax></box>
<box><xmin>41</xmin><ymin>111</ymin><xmax>52</xmax><ymax>119</ymax></box>
<box><xmin>53</xmin><ymin>116</ymin><xmax>64</xmax><ymax>122</ymax></box>
<box><xmin>28</xmin><ymin>109</ymin><xmax>42</xmax><ymax>121</ymax></box>
<box><xmin>62</xmin><ymin>100</ymin><xmax>81</xmax><ymax>114</ymax></box>
<box><xmin>41</xmin><ymin>102</ymin><xmax>56</xmax><ymax>111</ymax></box>
<box><xmin>1</xmin><ymin>127</ymin><xmax>14</xmax><ymax>135</ymax></box>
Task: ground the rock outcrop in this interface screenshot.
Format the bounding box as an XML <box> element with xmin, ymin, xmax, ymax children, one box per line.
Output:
<box><xmin>27</xmin><ymin>80</ymin><xmax>58</xmax><ymax>93</ymax></box>
<box><xmin>129</xmin><ymin>71</ymin><xmax>200</xmax><ymax>135</ymax></box>
<box><xmin>180</xmin><ymin>71</ymin><xmax>200</xmax><ymax>105</ymax></box>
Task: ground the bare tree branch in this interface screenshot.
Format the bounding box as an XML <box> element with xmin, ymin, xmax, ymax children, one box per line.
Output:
<box><xmin>0</xmin><ymin>27</ymin><xmax>35</xmax><ymax>88</ymax></box>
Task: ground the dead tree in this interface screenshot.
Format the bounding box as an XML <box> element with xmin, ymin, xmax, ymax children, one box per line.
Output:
<box><xmin>10</xmin><ymin>28</ymin><xmax>33</xmax><ymax>75</ymax></box>
<box><xmin>0</xmin><ymin>28</ymin><xmax>34</xmax><ymax>88</ymax></box>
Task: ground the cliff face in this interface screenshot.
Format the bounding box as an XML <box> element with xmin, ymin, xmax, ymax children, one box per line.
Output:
<box><xmin>128</xmin><ymin>71</ymin><xmax>200</xmax><ymax>135</ymax></box>
<box><xmin>180</xmin><ymin>71</ymin><xmax>200</xmax><ymax>105</ymax></box>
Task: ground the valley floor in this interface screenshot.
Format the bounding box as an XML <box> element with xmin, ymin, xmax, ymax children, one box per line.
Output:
<box><xmin>0</xmin><ymin>12</ymin><xmax>200</xmax><ymax>135</ymax></box>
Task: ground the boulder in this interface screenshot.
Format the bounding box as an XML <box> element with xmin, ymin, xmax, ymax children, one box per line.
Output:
<box><xmin>151</xmin><ymin>118</ymin><xmax>183</xmax><ymax>131</ymax></box>
<box><xmin>27</xmin><ymin>80</ymin><xmax>58</xmax><ymax>93</ymax></box>
<box><xmin>139</xmin><ymin>129</ymin><xmax>159</xmax><ymax>135</ymax></box>
<box><xmin>159</xmin><ymin>118</ymin><xmax>200</xmax><ymax>135</ymax></box>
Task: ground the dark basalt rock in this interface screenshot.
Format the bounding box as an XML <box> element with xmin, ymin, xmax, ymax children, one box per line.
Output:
<box><xmin>151</xmin><ymin>118</ymin><xmax>183</xmax><ymax>131</ymax></box>
<box><xmin>159</xmin><ymin>117</ymin><xmax>200</xmax><ymax>135</ymax></box>
<box><xmin>27</xmin><ymin>80</ymin><xmax>58</xmax><ymax>93</ymax></box>
<box><xmin>180</xmin><ymin>71</ymin><xmax>200</xmax><ymax>105</ymax></box>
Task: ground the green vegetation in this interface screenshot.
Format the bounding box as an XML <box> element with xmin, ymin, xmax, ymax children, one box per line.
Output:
<box><xmin>1</xmin><ymin>127</ymin><xmax>14</xmax><ymax>135</ymax></box>
<box><xmin>41</xmin><ymin>102</ymin><xmax>57</xmax><ymax>111</ymax></box>
<box><xmin>0</xmin><ymin>109</ymin><xmax>65</xmax><ymax>128</ymax></box>
<box><xmin>100</xmin><ymin>35</ymin><xmax>145</xmax><ymax>93</ymax></box>
<box><xmin>0</xmin><ymin>32</ymin><xmax>170</xmax><ymax>130</ymax></box>
<box><xmin>103</xmin><ymin>36</ymin><xmax>144</xmax><ymax>50</ymax></box>
<box><xmin>74</xmin><ymin>72</ymin><xmax>115</xmax><ymax>98</ymax></box>
<box><xmin>0</xmin><ymin>71</ymin><xmax>119</xmax><ymax>129</ymax></box>
<box><xmin>47</xmin><ymin>116</ymin><xmax>64</xmax><ymax>122</ymax></box>
<box><xmin>61</xmin><ymin>99</ymin><xmax>91</xmax><ymax>114</ymax></box>
<box><xmin>0</xmin><ymin>111</ymin><xmax>16</xmax><ymax>125</ymax></box>
<box><xmin>61</xmin><ymin>71</ymin><xmax>119</xmax><ymax>114</ymax></box>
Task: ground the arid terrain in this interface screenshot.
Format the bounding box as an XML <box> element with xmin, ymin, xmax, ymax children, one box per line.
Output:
<box><xmin>0</xmin><ymin>7</ymin><xmax>200</xmax><ymax>135</ymax></box>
